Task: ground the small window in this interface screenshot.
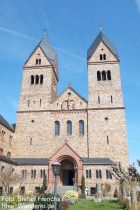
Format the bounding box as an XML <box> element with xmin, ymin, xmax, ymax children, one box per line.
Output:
<box><xmin>99</xmin><ymin>170</ymin><xmax>102</xmax><ymax>179</ymax></box>
<box><xmin>107</xmin><ymin>136</ymin><xmax>109</xmax><ymax>144</ymax></box>
<box><xmin>55</xmin><ymin>121</ymin><xmax>60</xmax><ymax>136</ymax></box>
<box><xmin>107</xmin><ymin>70</ymin><xmax>111</xmax><ymax>80</ymax></box>
<box><xmin>97</xmin><ymin>71</ymin><xmax>101</xmax><ymax>81</ymax></box>
<box><xmin>36</xmin><ymin>75</ymin><xmax>39</xmax><ymax>84</ymax></box>
<box><xmin>40</xmin><ymin>99</ymin><xmax>42</xmax><ymax>107</ymax></box>
<box><xmin>31</xmin><ymin>170</ymin><xmax>36</xmax><ymax>179</ymax></box>
<box><xmin>39</xmin><ymin>58</ymin><xmax>41</xmax><ymax>65</ymax></box>
<box><xmin>28</xmin><ymin>100</ymin><xmax>30</xmax><ymax>107</ymax></box>
<box><xmin>111</xmin><ymin>96</ymin><xmax>113</xmax><ymax>103</ymax></box>
<box><xmin>31</xmin><ymin>75</ymin><xmax>34</xmax><ymax>85</ymax></box>
<box><xmin>30</xmin><ymin>138</ymin><xmax>32</xmax><ymax>145</ymax></box>
<box><xmin>89</xmin><ymin>170</ymin><xmax>92</xmax><ymax>178</ymax></box>
<box><xmin>79</xmin><ymin>120</ymin><xmax>84</xmax><ymax>135</ymax></box>
<box><xmin>98</xmin><ymin>96</ymin><xmax>100</xmax><ymax>104</ymax></box>
<box><xmin>22</xmin><ymin>170</ymin><xmax>27</xmax><ymax>179</ymax></box>
<box><xmin>36</xmin><ymin>59</ymin><xmax>38</xmax><ymax>65</ymax></box>
<box><xmin>103</xmin><ymin>54</ymin><xmax>106</xmax><ymax>60</ymax></box>
<box><xmin>20</xmin><ymin>186</ymin><xmax>25</xmax><ymax>195</ymax></box>
<box><xmin>86</xmin><ymin>170</ymin><xmax>89</xmax><ymax>178</ymax></box>
<box><xmin>100</xmin><ymin>54</ymin><xmax>103</xmax><ymax>60</ymax></box>
<box><xmin>96</xmin><ymin>170</ymin><xmax>99</xmax><ymax>179</ymax></box>
<box><xmin>102</xmin><ymin>71</ymin><xmax>106</xmax><ymax>80</ymax></box>
<box><xmin>67</xmin><ymin>120</ymin><xmax>72</xmax><ymax>135</ymax></box>
<box><xmin>90</xmin><ymin>187</ymin><xmax>96</xmax><ymax>195</ymax></box>
<box><xmin>40</xmin><ymin>75</ymin><xmax>43</xmax><ymax>84</ymax></box>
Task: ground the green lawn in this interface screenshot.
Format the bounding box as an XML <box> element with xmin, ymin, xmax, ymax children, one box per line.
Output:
<box><xmin>68</xmin><ymin>199</ymin><xmax>125</xmax><ymax>210</ymax></box>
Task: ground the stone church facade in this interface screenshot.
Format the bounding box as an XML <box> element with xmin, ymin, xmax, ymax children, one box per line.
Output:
<box><xmin>0</xmin><ymin>30</ymin><xmax>129</xmax><ymax>195</ymax></box>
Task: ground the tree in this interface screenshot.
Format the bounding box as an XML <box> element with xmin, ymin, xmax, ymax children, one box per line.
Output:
<box><xmin>40</xmin><ymin>174</ymin><xmax>47</xmax><ymax>194</ymax></box>
<box><xmin>0</xmin><ymin>164</ymin><xmax>24</xmax><ymax>195</ymax></box>
<box><xmin>111</xmin><ymin>163</ymin><xmax>140</xmax><ymax>210</ymax></box>
<box><xmin>81</xmin><ymin>175</ymin><xmax>85</xmax><ymax>196</ymax></box>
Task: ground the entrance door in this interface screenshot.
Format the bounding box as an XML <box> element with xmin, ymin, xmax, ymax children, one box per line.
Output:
<box><xmin>62</xmin><ymin>169</ymin><xmax>74</xmax><ymax>186</ymax></box>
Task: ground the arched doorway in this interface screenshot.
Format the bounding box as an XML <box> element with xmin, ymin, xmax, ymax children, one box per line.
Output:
<box><xmin>60</xmin><ymin>159</ymin><xmax>75</xmax><ymax>186</ymax></box>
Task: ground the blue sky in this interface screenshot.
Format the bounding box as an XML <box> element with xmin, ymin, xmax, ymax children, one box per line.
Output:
<box><xmin>0</xmin><ymin>0</ymin><xmax>140</xmax><ymax>168</ymax></box>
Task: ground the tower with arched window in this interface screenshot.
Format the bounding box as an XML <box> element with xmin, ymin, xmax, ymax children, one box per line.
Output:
<box><xmin>87</xmin><ymin>30</ymin><xmax>129</xmax><ymax>166</ymax></box>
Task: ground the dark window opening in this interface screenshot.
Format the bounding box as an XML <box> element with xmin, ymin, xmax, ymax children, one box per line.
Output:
<box><xmin>111</xmin><ymin>96</ymin><xmax>113</xmax><ymax>103</ymax></box>
<box><xmin>107</xmin><ymin>136</ymin><xmax>109</xmax><ymax>144</ymax></box>
<box><xmin>36</xmin><ymin>59</ymin><xmax>38</xmax><ymax>65</ymax></box>
<box><xmin>40</xmin><ymin>75</ymin><xmax>43</xmax><ymax>84</ymax></box>
<box><xmin>36</xmin><ymin>75</ymin><xmax>39</xmax><ymax>84</ymax></box>
<box><xmin>98</xmin><ymin>96</ymin><xmax>100</xmax><ymax>104</ymax></box>
<box><xmin>100</xmin><ymin>54</ymin><xmax>103</xmax><ymax>60</ymax></box>
<box><xmin>39</xmin><ymin>59</ymin><xmax>41</xmax><ymax>65</ymax></box>
<box><xmin>107</xmin><ymin>70</ymin><xmax>111</xmax><ymax>80</ymax></box>
<box><xmin>102</xmin><ymin>71</ymin><xmax>106</xmax><ymax>80</ymax></box>
<box><xmin>67</xmin><ymin>120</ymin><xmax>72</xmax><ymax>135</ymax></box>
<box><xmin>40</xmin><ymin>99</ymin><xmax>42</xmax><ymax>107</ymax></box>
<box><xmin>79</xmin><ymin>120</ymin><xmax>84</xmax><ymax>135</ymax></box>
<box><xmin>90</xmin><ymin>187</ymin><xmax>96</xmax><ymax>195</ymax></box>
<box><xmin>31</xmin><ymin>75</ymin><xmax>34</xmax><ymax>85</ymax></box>
<box><xmin>20</xmin><ymin>186</ymin><xmax>25</xmax><ymax>195</ymax></box>
<box><xmin>89</xmin><ymin>170</ymin><xmax>92</xmax><ymax>178</ymax></box>
<box><xmin>86</xmin><ymin>170</ymin><xmax>89</xmax><ymax>178</ymax></box>
<box><xmin>97</xmin><ymin>71</ymin><xmax>101</xmax><ymax>81</ymax></box>
<box><xmin>103</xmin><ymin>54</ymin><xmax>106</xmax><ymax>60</ymax></box>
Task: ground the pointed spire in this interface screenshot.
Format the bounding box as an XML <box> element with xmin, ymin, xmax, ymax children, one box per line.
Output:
<box><xmin>87</xmin><ymin>29</ymin><xmax>119</xmax><ymax>61</ymax></box>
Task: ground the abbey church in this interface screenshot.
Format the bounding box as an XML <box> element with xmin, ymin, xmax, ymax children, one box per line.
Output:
<box><xmin>0</xmin><ymin>30</ymin><xmax>129</xmax><ymax>195</ymax></box>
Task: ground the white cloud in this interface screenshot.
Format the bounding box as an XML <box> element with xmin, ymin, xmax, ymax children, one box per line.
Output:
<box><xmin>134</xmin><ymin>0</ymin><xmax>140</xmax><ymax>12</ymax></box>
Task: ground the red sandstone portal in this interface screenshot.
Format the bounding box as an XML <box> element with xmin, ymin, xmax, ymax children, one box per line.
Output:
<box><xmin>48</xmin><ymin>143</ymin><xmax>83</xmax><ymax>186</ymax></box>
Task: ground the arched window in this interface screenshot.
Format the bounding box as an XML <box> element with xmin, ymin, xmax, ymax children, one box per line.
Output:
<box><xmin>39</xmin><ymin>58</ymin><xmax>41</xmax><ymax>65</ymax></box>
<box><xmin>36</xmin><ymin>75</ymin><xmax>39</xmax><ymax>84</ymax></box>
<box><xmin>31</xmin><ymin>75</ymin><xmax>34</xmax><ymax>85</ymax></box>
<box><xmin>102</xmin><ymin>71</ymin><xmax>106</xmax><ymax>80</ymax></box>
<box><xmin>103</xmin><ymin>54</ymin><xmax>106</xmax><ymax>60</ymax></box>
<box><xmin>100</xmin><ymin>54</ymin><xmax>103</xmax><ymax>60</ymax></box>
<box><xmin>107</xmin><ymin>70</ymin><xmax>111</xmax><ymax>80</ymax></box>
<box><xmin>79</xmin><ymin>120</ymin><xmax>84</xmax><ymax>135</ymax></box>
<box><xmin>55</xmin><ymin>121</ymin><xmax>60</xmax><ymax>136</ymax></box>
<box><xmin>36</xmin><ymin>59</ymin><xmax>38</xmax><ymax>65</ymax></box>
<box><xmin>67</xmin><ymin>120</ymin><xmax>72</xmax><ymax>135</ymax></box>
<box><xmin>97</xmin><ymin>71</ymin><xmax>101</xmax><ymax>81</ymax></box>
<box><xmin>40</xmin><ymin>75</ymin><xmax>43</xmax><ymax>84</ymax></box>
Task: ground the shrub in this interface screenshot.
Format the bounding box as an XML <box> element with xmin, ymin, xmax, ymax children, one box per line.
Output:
<box><xmin>119</xmin><ymin>199</ymin><xmax>129</xmax><ymax>209</ymax></box>
<box><xmin>81</xmin><ymin>175</ymin><xmax>86</xmax><ymax>195</ymax></box>
<box><xmin>33</xmin><ymin>193</ymin><xmax>61</xmax><ymax>210</ymax></box>
<box><xmin>63</xmin><ymin>190</ymin><xmax>78</xmax><ymax>205</ymax></box>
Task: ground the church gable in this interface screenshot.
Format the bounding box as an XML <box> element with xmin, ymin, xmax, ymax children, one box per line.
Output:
<box><xmin>88</xmin><ymin>41</ymin><xmax>118</xmax><ymax>62</ymax></box>
<box><xmin>24</xmin><ymin>46</ymin><xmax>52</xmax><ymax>67</ymax></box>
<box><xmin>51</xmin><ymin>86</ymin><xmax>87</xmax><ymax>110</ymax></box>
<box><xmin>87</xmin><ymin>31</ymin><xmax>119</xmax><ymax>63</ymax></box>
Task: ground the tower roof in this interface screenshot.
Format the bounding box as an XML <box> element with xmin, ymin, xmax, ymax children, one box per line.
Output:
<box><xmin>24</xmin><ymin>34</ymin><xmax>57</xmax><ymax>69</ymax></box>
<box><xmin>87</xmin><ymin>31</ymin><xmax>119</xmax><ymax>61</ymax></box>
<box><xmin>39</xmin><ymin>34</ymin><xmax>57</xmax><ymax>67</ymax></box>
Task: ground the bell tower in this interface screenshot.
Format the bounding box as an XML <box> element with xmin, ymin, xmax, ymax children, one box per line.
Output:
<box><xmin>18</xmin><ymin>34</ymin><xmax>58</xmax><ymax>111</ymax></box>
<box><xmin>87</xmin><ymin>30</ymin><xmax>129</xmax><ymax>167</ymax></box>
